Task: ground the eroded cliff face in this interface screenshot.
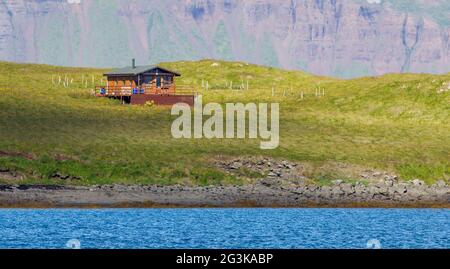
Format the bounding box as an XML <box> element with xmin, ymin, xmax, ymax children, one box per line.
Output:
<box><xmin>0</xmin><ymin>0</ymin><xmax>449</xmax><ymax>77</ymax></box>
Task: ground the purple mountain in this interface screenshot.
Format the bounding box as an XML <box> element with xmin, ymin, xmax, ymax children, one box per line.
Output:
<box><xmin>0</xmin><ymin>0</ymin><xmax>449</xmax><ymax>78</ymax></box>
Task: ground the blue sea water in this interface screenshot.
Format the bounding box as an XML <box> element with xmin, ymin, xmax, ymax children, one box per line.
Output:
<box><xmin>0</xmin><ymin>209</ymin><xmax>448</xmax><ymax>249</ymax></box>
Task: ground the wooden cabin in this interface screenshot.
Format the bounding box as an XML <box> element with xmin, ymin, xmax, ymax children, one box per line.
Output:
<box><xmin>96</xmin><ymin>59</ymin><xmax>195</xmax><ymax>106</ymax></box>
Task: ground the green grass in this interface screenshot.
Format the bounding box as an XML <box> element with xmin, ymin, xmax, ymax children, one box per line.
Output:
<box><xmin>0</xmin><ymin>60</ymin><xmax>449</xmax><ymax>185</ymax></box>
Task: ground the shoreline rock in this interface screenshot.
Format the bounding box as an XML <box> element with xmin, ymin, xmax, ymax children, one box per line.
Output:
<box><xmin>0</xmin><ymin>158</ymin><xmax>448</xmax><ymax>208</ymax></box>
<box><xmin>0</xmin><ymin>180</ymin><xmax>448</xmax><ymax>208</ymax></box>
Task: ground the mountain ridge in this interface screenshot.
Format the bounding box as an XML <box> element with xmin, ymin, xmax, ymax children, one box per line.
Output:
<box><xmin>0</xmin><ymin>0</ymin><xmax>449</xmax><ymax>78</ymax></box>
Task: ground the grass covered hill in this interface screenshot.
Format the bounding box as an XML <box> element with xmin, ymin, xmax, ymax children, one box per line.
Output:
<box><xmin>0</xmin><ymin>60</ymin><xmax>449</xmax><ymax>185</ymax></box>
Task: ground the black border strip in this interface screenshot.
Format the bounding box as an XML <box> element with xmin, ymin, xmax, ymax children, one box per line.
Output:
<box><xmin>0</xmin><ymin>249</ymin><xmax>448</xmax><ymax>267</ymax></box>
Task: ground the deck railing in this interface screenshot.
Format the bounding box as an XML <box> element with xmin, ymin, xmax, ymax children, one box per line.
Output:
<box><xmin>94</xmin><ymin>85</ymin><xmax>197</xmax><ymax>96</ymax></box>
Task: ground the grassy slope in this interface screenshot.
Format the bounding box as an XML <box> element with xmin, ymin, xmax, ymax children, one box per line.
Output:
<box><xmin>0</xmin><ymin>60</ymin><xmax>449</xmax><ymax>185</ymax></box>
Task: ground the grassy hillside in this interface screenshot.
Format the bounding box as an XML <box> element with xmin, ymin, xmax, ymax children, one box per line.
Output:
<box><xmin>0</xmin><ymin>60</ymin><xmax>449</xmax><ymax>185</ymax></box>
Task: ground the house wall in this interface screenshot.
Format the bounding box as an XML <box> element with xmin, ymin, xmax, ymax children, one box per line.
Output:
<box><xmin>106</xmin><ymin>75</ymin><xmax>174</xmax><ymax>88</ymax></box>
<box><xmin>131</xmin><ymin>94</ymin><xmax>194</xmax><ymax>106</ymax></box>
<box><xmin>107</xmin><ymin>76</ymin><xmax>137</xmax><ymax>87</ymax></box>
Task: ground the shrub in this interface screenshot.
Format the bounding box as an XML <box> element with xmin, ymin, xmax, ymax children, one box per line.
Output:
<box><xmin>144</xmin><ymin>100</ymin><xmax>155</xmax><ymax>107</ymax></box>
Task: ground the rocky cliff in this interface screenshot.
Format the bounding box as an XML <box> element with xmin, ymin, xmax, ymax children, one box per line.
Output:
<box><xmin>0</xmin><ymin>0</ymin><xmax>449</xmax><ymax>78</ymax></box>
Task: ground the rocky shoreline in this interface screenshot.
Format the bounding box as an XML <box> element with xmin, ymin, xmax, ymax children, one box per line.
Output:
<box><xmin>0</xmin><ymin>158</ymin><xmax>449</xmax><ymax>208</ymax></box>
<box><xmin>0</xmin><ymin>180</ymin><xmax>448</xmax><ymax>208</ymax></box>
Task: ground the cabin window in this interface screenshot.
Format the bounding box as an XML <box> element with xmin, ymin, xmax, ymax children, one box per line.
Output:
<box><xmin>164</xmin><ymin>76</ymin><xmax>172</xmax><ymax>83</ymax></box>
<box><xmin>142</xmin><ymin>75</ymin><xmax>153</xmax><ymax>84</ymax></box>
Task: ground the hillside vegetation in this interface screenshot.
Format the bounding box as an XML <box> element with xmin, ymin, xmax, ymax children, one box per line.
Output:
<box><xmin>0</xmin><ymin>60</ymin><xmax>449</xmax><ymax>185</ymax></box>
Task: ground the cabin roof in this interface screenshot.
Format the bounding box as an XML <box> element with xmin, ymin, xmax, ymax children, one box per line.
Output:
<box><xmin>104</xmin><ymin>65</ymin><xmax>181</xmax><ymax>77</ymax></box>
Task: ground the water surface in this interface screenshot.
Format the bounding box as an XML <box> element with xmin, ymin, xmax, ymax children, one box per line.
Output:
<box><xmin>0</xmin><ymin>209</ymin><xmax>448</xmax><ymax>249</ymax></box>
